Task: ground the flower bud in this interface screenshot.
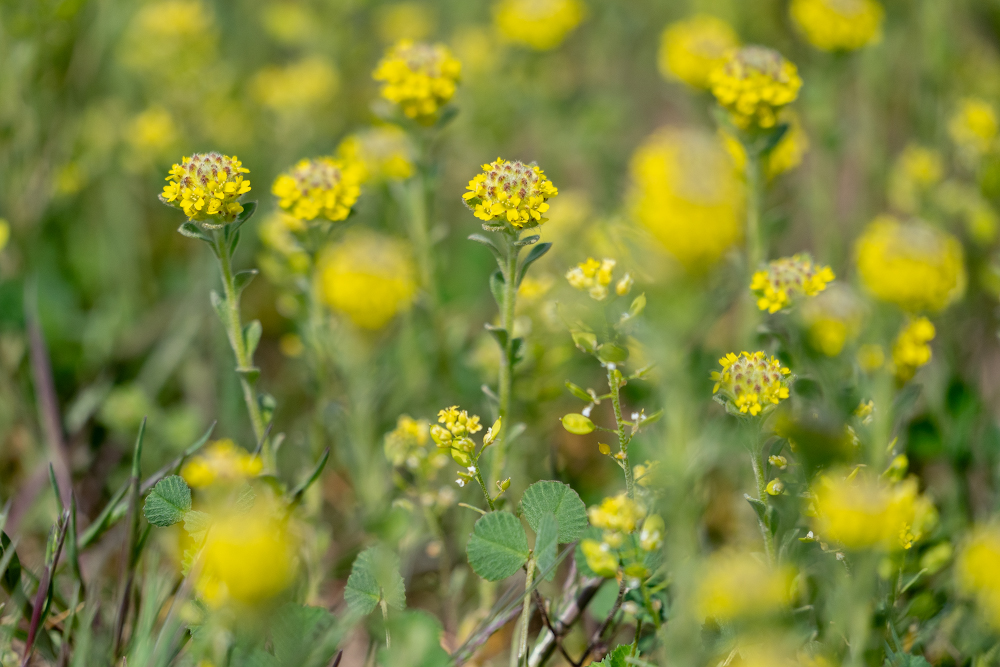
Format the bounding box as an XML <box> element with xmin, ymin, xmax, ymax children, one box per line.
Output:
<box><xmin>766</xmin><ymin>479</ymin><xmax>785</xmax><ymax>495</ymax></box>
<box><xmin>768</xmin><ymin>455</ymin><xmax>788</xmax><ymax>470</ymax></box>
<box><xmin>430</xmin><ymin>424</ymin><xmax>452</xmax><ymax>447</ymax></box>
<box><xmin>598</xmin><ymin>443</ymin><xmax>611</xmax><ymax>456</ymax></box>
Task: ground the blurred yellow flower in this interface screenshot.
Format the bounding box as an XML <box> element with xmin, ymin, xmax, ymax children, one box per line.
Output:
<box><xmin>261</xmin><ymin>3</ymin><xmax>317</xmax><ymax>45</ymax></box>
<box><xmin>272</xmin><ymin>157</ymin><xmax>362</xmax><ymax>222</ymax></box>
<box><xmin>463</xmin><ymin>158</ymin><xmax>559</xmax><ymax>227</ymax></box>
<box><xmin>711</xmin><ymin>351</ymin><xmax>791</xmax><ymax>417</ymax></box>
<box><xmin>892</xmin><ymin>316</ymin><xmax>935</xmax><ymax>381</ymax></box>
<box><xmin>279</xmin><ymin>333</ymin><xmax>304</xmax><ymax>358</ymax></box>
<box><xmin>949</xmin><ymin>97</ymin><xmax>999</xmax><ymax>157</ymax></box>
<box><xmin>0</xmin><ymin>219</ymin><xmax>9</xmax><ymax>252</ymax></box>
<box><xmin>588</xmin><ymin>493</ymin><xmax>646</xmax><ymax>547</ymax></box>
<box><xmin>377</xmin><ymin>2</ymin><xmax>435</xmax><ymax>43</ymax></box>
<box><xmin>855</xmin><ymin>215</ymin><xmax>966</xmax><ymax>312</ymax></box>
<box><xmin>800</xmin><ymin>284</ymin><xmax>864</xmax><ymax>356</ymax></box>
<box><xmin>127</xmin><ymin>107</ymin><xmax>177</xmax><ymax>154</ymax></box>
<box><xmin>337</xmin><ymin>125</ymin><xmax>414</xmax><ymax>183</ymax></box>
<box><xmin>888</xmin><ymin>144</ymin><xmax>944</xmax><ymax>213</ymax></box>
<box><xmin>658</xmin><ymin>15</ymin><xmax>739</xmax><ymax>90</ymax></box>
<box><xmin>181</xmin><ymin>439</ymin><xmax>262</xmax><ymax>488</ymax></box>
<box><xmin>315</xmin><ymin>232</ymin><xmax>417</xmax><ymax>329</ymax></box>
<box><xmin>857</xmin><ymin>343</ymin><xmax>885</xmax><ymax>372</ymax></box>
<box><xmin>956</xmin><ymin>525</ymin><xmax>1000</xmax><ymax>629</ymax></box>
<box><xmin>723</xmin><ymin>110</ymin><xmax>809</xmax><ymax>179</ymax></box>
<box><xmin>385</xmin><ymin>414</ymin><xmax>447</xmax><ymax>474</ymax></box>
<box><xmin>629</xmin><ymin>128</ymin><xmax>744</xmax><ymax>270</ymax></box>
<box><xmin>493</xmin><ymin>0</ymin><xmax>585</xmax><ymax>51</ymax></box>
<box><xmin>936</xmin><ymin>181</ymin><xmax>999</xmax><ymax>246</ymax></box>
<box><xmin>639</xmin><ymin>514</ymin><xmax>664</xmax><ymax>552</ymax></box>
<box><xmin>790</xmin><ymin>0</ymin><xmax>884</xmax><ymax>52</ymax></box>
<box><xmin>710</xmin><ymin>46</ymin><xmax>802</xmax><ymax>130</ymax></box>
<box><xmin>452</xmin><ymin>26</ymin><xmax>501</xmax><ymax>75</ymax></box>
<box><xmin>373</xmin><ymin>40</ymin><xmax>461</xmax><ymax>123</ymax></box>
<box><xmin>750</xmin><ymin>254</ymin><xmax>834</xmax><ymax>313</ymax></box>
<box><xmin>258</xmin><ymin>213</ymin><xmax>310</xmax><ymax>277</ymax></box>
<box><xmin>580</xmin><ymin>538</ymin><xmax>619</xmax><ymax>577</ymax></box>
<box><xmin>160</xmin><ymin>153</ymin><xmax>251</xmax><ymax>225</ymax></box>
<box><xmin>695</xmin><ymin>551</ymin><xmax>793</xmax><ymax>620</ymax></box>
<box><xmin>566</xmin><ymin>257</ymin><xmax>616</xmax><ymax>301</ymax></box>
<box><xmin>119</xmin><ymin>0</ymin><xmax>217</xmax><ymax>80</ymax></box>
<box><xmin>252</xmin><ymin>57</ymin><xmax>338</xmax><ymax>112</ymax></box>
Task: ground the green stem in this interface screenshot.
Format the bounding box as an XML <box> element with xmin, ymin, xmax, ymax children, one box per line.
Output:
<box><xmin>212</xmin><ymin>232</ymin><xmax>272</xmax><ymax>472</ymax></box>
<box><xmin>493</xmin><ymin>232</ymin><xmax>520</xmax><ymax>486</ymax></box>
<box><xmin>518</xmin><ymin>558</ymin><xmax>536</xmax><ymax>662</ymax></box>
<box><xmin>608</xmin><ymin>368</ymin><xmax>634</xmax><ymax>499</ymax></box>
<box><xmin>380</xmin><ymin>597</ymin><xmax>391</xmax><ymax>649</ymax></box>
<box><xmin>748</xmin><ymin>433</ymin><xmax>775</xmax><ymax>564</ymax></box>
<box><xmin>474</xmin><ymin>466</ymin><xmax>496</xmax><ymax>512</ymax></box>
<box><xmin>745</xmin><ymin>150</ymin><xmax>763</xmax><ymax>273</ymax></box>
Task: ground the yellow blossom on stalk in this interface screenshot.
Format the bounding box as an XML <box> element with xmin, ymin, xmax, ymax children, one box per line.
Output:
<box><xmin>159</xmin><ymin>153</ymin><xmax>251</xmax><ymax>225</ymax></box>
<box><xmin>127</xmin><ymin>107</ymin><xmax>177</xmax><ymax>155</ymax></box>
<box><xmin>629</xmin><ymin>128</ymin><xmax>744</xmax><ymax>269</ymax></box>
<box><xmin>518</xmin><ymin>274</ymin><xmax>555</xmax><ymax>302</ymax></box>
<box><xmin>750</xmin><ymin>254</ymin><xmax>835</xmax><ymax>313</ymax></box>
<box><xmin>855</xmin><ymin>215</ymin><xmax>966</xmax><ymax>313</ymax></box>
<box><xmin>800</xmin><ymin>284</ymin><xmax>864</xmax><ymax>356</ymax></box>
<box><xmin>588</xmin><ymin>493</ymin><xmax>646</xmax><ymax>547</ymax></box>
<box><xmin>723</xmin><ymin>110</ymin><xmax>809</xmax><ymax>179</ymax></box>
<box><xmin>949</xmin><ymin>98</ymin><xmax>999</xmax><ymax>157</ymax></box>
<box><xmin>462</xmin><ymin>158</ymin><xmax>559</xmax><ymax>227</ymax></box>
<box><xmin>566</xmin><ymin>257</ymin><xmax>617</xmax><ymax>300</ymax></box>
<box><xmin>711</xmin><ymin>351</ymin><xmax>791</xmax><ymax>417</ymax></box>
<box><xmin>892</xmin><ymin>317</ymin><xmax>935</xmax><ymax>381</ymax></box>
<box><xmin>337</xmin><ymin>125</ymin><xmax>414</xmax><ymax>183</ymax></box>
<box><xmin>384</xmin><ymin>415</ymin><xmax>447</xmax><ymax>474</ymax></box>
<box><xmin>658</xmin><ymin>15</ymin><xmax>739</xmax><ymax>89</ymax></box>
<box><xmin>272</xmin><ymin>157</ymin><xmax>362</xmax><ymax>223</ymax></box>
<box><xmin>119</xmin><ymin>0</ymin><xmax>216</xmax><ymax>80</ymax></box>
<box><xmin>315</xmin><ymin>232</ymin><xmax>417</xmax><ymax>329</ymax></box>
<box><xmin>789</xmin><ymin>0</ymin><xmax>884</xmax><ymax>52</ymax></box>
<box><xmin>430</xmin><ymin>405</ymin><xmax>483</xmax><ymax>467</ymax></box>
<box><xmin>709</xmin><ymin>46</ymin><xmax>802</xmax><ymax>130</ymax></box>
<box><xmin>373</xmin><ymin>40</ymin><xmax>461</xmax><ymax>122</ymax></box>
<box><xmin>888</xmin><ymin>145</ymin><xmax>944</xmax><ymax>213</ymax></box>
<box><xmin>493</xmin><ymin>0</ymin><xmax>585</xmax><ymax>51</ymax></box>
<box><xmin>251</xmin><ymin>58</ymin><xmax>338</xmax><ymax>112</ymax></box>
<box><xmin>639</xmin><ymin>514</ymin><xmax>665</xmax><ymax>552</ymax></box>
<box><xmin>809</xmin><ymin>473</ymin><xmax>936</xmax><ymax>550</ymax></box>
<box><xmin>181</xmin><ymin>439</ymin><xmax>262</xmax><ymax>488</ymax></box>
<box><xmin>695</xmin><ymin>551</ymin><xmax>794</xmax><ymax>620</ymax></box>
<box><xmin>956</xmin><ymin>526</ymin><xmax>1000</xmax><ymax>628</ymax></box>
<box><xmin>580</xmin><ymin>539</ymin><xmax>619</xmax><ymax>577</ymax></box>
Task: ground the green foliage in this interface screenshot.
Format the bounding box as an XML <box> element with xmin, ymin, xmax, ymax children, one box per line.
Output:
<box><xmin>595</xmin><ymin>645</ymin><xmax>632</xmax><ymax>667</ymax></box>
<box><xmin>466</xmin><ymin>511</ymin><xmax>529</xmax><ymax>581</ymax></box>
<box><xmin>377</xmin><ymin>611</ymin><xmax>451</xmax><ymax>667</ymax></box>
<box><xmin>534</xmin><ymin>512</ymin><xmax>559</xmax><ymax>581</ymax></box>
<box><xmin>142</xmin><ymin>475</ymin><xmax>192</xmax><ymax>527</ymax></box>
<box><xmin>344</xmin><ymin>545</ymin><xmax>406</xmax><ymax>616</ymax></box>
<box><xmin>520</xmin><ymin>480</ymin><xmax>588</xmax><ymax>543</ymax></box>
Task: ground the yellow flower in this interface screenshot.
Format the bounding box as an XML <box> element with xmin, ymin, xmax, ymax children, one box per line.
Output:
<box><xmin>800</xmin><ymin>284</ymin><xmax>864</xmax><ymax>356</ymax></box>
<box><xmin>159</xmin><ymin>153</ymin><xmax>251</xmax><ymax>225</ymax></box>
<box><xmin>493</xmin><ymin>0</ymin><xmax>585</xmax><ymax>51</ymax></box>
<box><xmin>337</xmin><ymin>125</ymin><xmax>415</xmax><ymax>183</ymax></box>
<box><xmin>376</xmin><ymin>2</ymin><xmax>435</xmax><ymax>43</ymax></box>
<box><xmin>127</xmin><ymin>107</ymin><xmax>177</xmax><ymax>154</ymax></box>
<box><xmin>430</xmin><ymin>406</ymin><xmax>483</xmax><ymax>467</ymax></box>
<box><xmin>315</xmin><ymin>232</ymin><xmax>417</xmax><ymax>330</ymax></box>
<box><xmin>809</xmin><ymin>473</ymin><xmax>935</xmax><ymax>550</ymax></box>
<box><xmin>789</xmin><ymin>0</ymin><xmax>884</xmax><ymax>52</ymax></box>
<box><xmin>580</xmin><ymin>539</ymin><xmax>619</xmax><ymax>577</ymax></box>
<box><xmin>711</xmin><ymin>351</ymin><xmax>791</xmax><ymax>417</ymax></box>
<box><xmin>385</xmin><ymin>415</ymin><xmax>447</xmax><ymax>475</ymax></box>
<box><xmin>694</xmin><ymin>551</ymin><xmax>794</xmax><ymax>621</ymax></box>
<box><xmin>181</xmin><ymin>439</ymin><xmax>263</xmax><ymax>488</ymax></box>
<box><xmin>0</xmin><ymin>219</ymin><xmax>9</xmax><ymax>252</ymax></box>
<box><xmin>956</xmin><ymin>526</ymin><xmax>1000</xmax><ymax>629</ymax></box>
<box><xmin>723</xmin><ymin>110</ymin><xmax>810</xmax><ymax>179</ymax></box>
<box><xmin>750</xmin><ymin>254</ymin><xmax>835</xmax><ymax>313</ymax></box>
<box><xmin>855</xmin><ymin>215</ymin><xmax>966</xmax><ymax>313</ymax></box>
<box><xmin>892</xmin><ymin>316</ymin><xmax>935</xmax><ymax>381</ymax></box>
<box><xmin>251</xmin><ymin>57</ymin><xmax>338</xmax><ymax>112</ymax></box>
<box><xmin>566</xmin><ymin>257</ymin><xmax>617</xmax><ymax>300</ymax></box>
<box><xmin>949</xmin><ymin>97</ymin><xmax>999</xmax><ymax>157</ymax></box>
<box><xmin>272</xmin><ymin>157</ymin><xmax>362</xmax><ymax>223</ymax></box>
<box><xmin>373</xmin><ymin>40</ymin><xmax>461</xmax><ymax>123</ymax></box>
<box><xmin>629</xmin><ymin>128</ymin><xmax>744</xmax><ymax>270</ymax></box>
<box><xmin>710</xmin><ymin>46</ymin><xmax>802</xmax><ymax>130</ymax></box>
<box><xmin>463</xmin><ymin>158</ymin><xmax>559</xmax><ymax>227</ymax></box>
<box><xmin>588</xmin><ymin>493</ymin><xmax>646</xmax><ymax>545</ymax></box>
<box><xmin>119</xmin><ymin>0</ymin><xmax>216</xmax><ymax>81</ymax></box>
<box><xmin>658</xmin><ymin>15</ymin><xmax>739</xmax><ymax>89</ymax></box>
<box><xmin>888</xmin><ymin>144</ymin><xmax>944</xmax><ymax>213</ymax></box>
<box><xmin>639</xmin><ymin>514</ymin><xmax>664</xmax><ymax>552</ymax></box>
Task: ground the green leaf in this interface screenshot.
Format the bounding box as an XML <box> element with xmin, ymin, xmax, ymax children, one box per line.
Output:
<box><xmin>519</xmin><ymin>480</ymin><xmax>588</xmax><ymax>543</ymax></box>
<box><xmin>468</xmin><ymin>234</ymin><xmax>505</xmax><ymax>266</ymax></box>
<box><xmin>290</xmin><ymin>448</ymin><xmax>330</xmax><ymax>506</ymax></box>
<box><xmin>142</xmin><ymin>476</ymin><xmax>192</xmax><ymax>527</ymax></box>
<box><xmin>534</xmin><ymin>513</ymin><xmax>559</xmax><ymax>581</ymax></box>
<box><xmin>597</xmin><ymin>343</ymin><xmax>629</xmax><ymax>364</ymax></box>
<box><xmin>228</xmin><ymin>228</ymin><xmax>242</xmax><ymax>256</ymax></box>
<box><xmin>272</xmin><ymin>603</ymin><xmax>340</xmax><ymax>667</ymax></box>
<box><xmin>744</xmin><ymin>494</ymin><xmax>767</xmax><ymax>524</ymax></box>
<box><xmin>344</xmin><ymin>545</ymin><xmax>406</xmax><ymax>616</ymax></box>
<box><xmin>229</xmin><ymin>200</ymin><xmax>258</xmax><ymax>235</ymax></box>
<box><xmin>484</xmin><ymin>324</ymin><xmax>508</xmax><ymax>350</ymax></box>
<box><xmin>516</xmin><ymin>242</ymin><xmax>552</xmax><ymax>286</ymax></box>
<box><xmin>565</xmin><ymin>381</ymin><xmax>592</xmax><ymax>402</ymax></box>
<box><xmin>244</xmin><ymin>320</ymin><xmax>262</xmax><ymax>359</ymax></box>
<box><xmin>514</xmin><ymin>234</ymin><xmax>540</xmax><ymax>247</ymax></box>
<box><xmin>378</xmin><ymin>610</ymin><xmax>451</xmax><ymax>667</ymax></box>
<box><xmin>489</xmin><ymin>270</ymin><xmax>505</xmax><ymax>308</ymax></box>
<box><xmin>561</xmin><ymin>414</ymin><xmax>595</xmax><ymax>435</ymax></box>
<box><xmin>629</xmin><ymin>293</ymin><xmax>646</xmax><ymax>317</ymax></box>
<box><xmin>466</xmin><ymin>511</ymin><xmax>529</xmax><ymax>582</ymax></box>
<box><xmin>209</xmin><ymin>290</ymin><xmax>226</xmax><ymax>324</ymax></box>
<box><xmin>235</xmin><ymin>482</ymin><xmax>256</xmax><ymax>514</ymax></box>
<box><xmin>234</xmin><ymin>269</ymin><xmax>258</xmax><ymax>296</ymax></box>
<box><xmin>595</xmin><ymin>644</ymin><xmax>631</xmax><ymax>667</ymax></box>
<box><xmin>182</xmin><ymin>510</ymin><xmax>210</xmax><ymax>543</ymax></box>
<box><xmin>571</xmin><ymin>331</ymin><xmax>597</xmax><ymax>354</ymax></box>
<box><xmin>177</xmin><ymin>222</ymin><xmax>211</xmax><ymax>242</ymax></box>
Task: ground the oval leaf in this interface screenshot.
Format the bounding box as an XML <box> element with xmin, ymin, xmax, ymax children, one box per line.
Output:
<box><xmin>519</xmin><ymin>480</ymin><xmax>588</xmax><ymax>543</ymax></box>
<box><xmin>466</xmin><ymin>511</ymin><xmax>529</xmax><ymax>582</ymax></box>
<box><xmin>344</xmin><ymin>545</ymin><xmax>406</xmax><ymax>616</ymax></box>
<box><xmin>143</xmin><ymin>475</ymin><xmax>192</xmax><ymax>527</ymax></box>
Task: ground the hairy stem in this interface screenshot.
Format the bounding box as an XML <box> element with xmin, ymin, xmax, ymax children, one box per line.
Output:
<box><xmin>494</xmin><ymin>232</ymin><xmax>520</xmax><ymax>486</ymax></box>
<box><xmin>608</xmin><ymin>368</ymin><xmax>634</xmax><ymax>499</ymax></box>
<box><xmin>518</xmin><ymin>559</ymin><xmax>536</xmax><ymax>661</ymax></box>
<box><xmin>749</xmin><ymin>435</ymin><xmax>775</xmax><ymax>564</ymax></box>
<box><xmin>474</xmin><ymin>466</ymin><xmax>496</xmax><ymax>512</ymax></box>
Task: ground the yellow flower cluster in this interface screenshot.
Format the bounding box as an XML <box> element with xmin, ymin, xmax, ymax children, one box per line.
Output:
<box><xmin>789</xmin><ymin>0</ymin><xmax>884</xmax><ymax>52</ymax></box>
<box><xmin>565</xmin><ymin>257</ymin><xmax>631</xmax><ymax>301</ymax></box>
<box><xmin>949</xmin><ymin>97</ymin><xmax>999</xmax><ymax>157</ymax></box>
<box><xmin>582</xmin><ymin>494</ymin><xmax>662</xmax><ymax>577</ymax></box>
<box><xmin>723</xmin><ymin>110</ymin><xmax>810</xmax><ymax>179</ymax></box>
<box><xmin>956</xmin><ymin>526</ymin><xmax>1000</xmax><ymax>629</ymax></box>
<box><xmin>430</xmin><ymin>406</ymin><xmax>483</xmax><ymax>467</ymax></box>
<box><xmin>710</xmin><ymin>46</ymin><xmax>802</xmax><ymax>130</ymax></box>
<box><xmin>800</xmin><ymin>285</ymin><xmax>864</xmax><ymax>356</ymax></box>
<box><xmin>252</xmin><ymin>57</ymin><xmax>338</xmax><ymax>112</ymax></box>
<box><xmin>695</xmin><ymin>551</ymin><xmax>794</xmax><ymax>621</ymax></box>
<box><xmin>892</xmin><ymin>317</ymin><xmax>935</xmax><ymax>381</ymax></box>
<box><xmin>181</xmin><ymin>439</ymin><xmax>263</xmax><ymax>488</ymax></box>
<box><xmin>315</xmin><ymin>232</ymin><xmax>417</xmax><ymax>329</ymax></box>
<box><xmin>493</xmin><ymin>0</ymin><xmax>585</xmax><ymax>51</ymax></box>
<box><xmin>712</xmin><ymin>351</ymin><xmax>791</xmax><ymax>417</ymax></box>
<box><xmin>658</xmin><ymin>15</ymin><xmax>740</xmax><ymax>90</ymax></box>
<box><xmin>119</xmin><ymin>0</ymin><xmax>216</xmax><ymax>81</ymax></box>
<box><xmin>160</xmin><ymin>153</ymin><xmax>251</xmax><ymax>225</ymax></box>
<box><xmin>463</xmin><ymin>158</ymin><xmax>559</xmax><ymax>227</ymax></box>
<box><xmin>888</xmin><ymin>144</ymin><xmax>944</xmax><ymax>213</ymax></box>
<box><xmin>855</xmin><ymin>216</ymin><xmax>966</xmax><ymax>313</ymax></box>
<box><xmin>750</xmin><ymin>254</ymin><xmax>835</xmax><ymax>313</ymax></box>
<box><xmin>127</xmin><ymin>107</ymin><xmax>177</xmax><ymax>156</ymax></box>
<box><xmin>337</xmin><ymin>125</ymin><xmax>414</xmax><ymax>183</ymax></box>
<box><xmin>629</xmin><ymin>128</ymin><xmax>744</xmax><ymax>269</ymax></box>
<box><xmin>273</xmin><ymin>157</ymin><xmax>362</xmax><ymax>223</ymax></box>
<box><xmin>588</xmin><ymin>493</ymin><xmax>646</xmax><ymax>547</ymax></box>
<box><xmin>384</xmin><ymin>415</ymin><xmax>447</xmax><ymax>475</ymax></box>
<box><xmin>809</xmin><ymin>473</ymin><xmax>935</xmax><ymax>550</ymax></box>
<box><xmin>373</xmin><ymin>40</ymin><xmax>461</xmax><ymax>122</ymax></box>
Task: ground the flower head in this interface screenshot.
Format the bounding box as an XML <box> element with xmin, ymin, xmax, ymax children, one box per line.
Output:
<box><xmin>711</xmin><ymin>351</ymin><xmax>791</xmax><ymax>417</ymax></box>
<box><xmin>272</xmin><ymin>157</ymin><xmax>362</xmax><ymax>223</ymax></box>
<box><xmin>695</xmin><ymin>551</ymin><xmax>794</xmax><ymax>620</ymax></box>
<box><xmin>658</xmin><ymin>15</ymin><xmax>739</xmax><ymax>89</ymax></box>
<box><xmin>888</xmin><ymin>144</ymin><xmax>944</xmax><ymax>213</ymax></box>
<box><xmin>384</xmin><ymin>415</ymin><xmax>447</xmax><ymax>475</ymax></box>
<box><xmin>750</xmin><ymin>254</ymin><xmax>835</xmax><ymax>313</ymax></box>
<box><xmin>430</xmin><ymin>406</ymin><xmax>483</xmax><ymax>467</ymax></box>
<box><xmin>580</xmin><ymin>539</ymin><xmax>619</xmax><ymax>577</ymax></box>
<box><xmin>315</xmin><ymin>232</ymin><xmax>417</xmax><ymax>329</ymax></box>
<box><xmin>588</xmin><ymin>493</ymin><xmax>646</xmax><ymax>547</ymax></box>
<box><xmin>956</xmin><ymin>526</ymin><xmax>1000</xmax><ymax>629</ymax></box>
<box><xmin>892</xmin><ymin>316</ymin><xmax>935</xmax><ymax>381</ymax></box>
<box><xmin>337</xmin><ymin>125</ymin><xmax>415</xmax><ymax>183</ymax></box>
<box><xmin>566</xmin><ymin>257</ymin><xmax>617</xmax><ymax>300</ymax></box>
<box><xmin>127</xmin><ymin>107</ymin><xmax>177</xmax><ymax>156</ymax></box>
<box><xmin>800</xmin><ymin>284</ymin><xmax>864</xmax><ymax>356</ymax></box>
<box><xmin>181</xmin><ymin>439</ymin><xmax>262</xmax><ymax>488</ymax></box>
<box><xmin>373</xmin><ymin>40</ymin><xmax>461</xmax><ymax>122</ymax></box>
<box><xmin>949</xmin><ymin>97</ymin><xmax>999</xmax><ymax>158</ymax></box>
<box><xmin>855</xmin><ymin>215</ymin><xmax>966</xmax><ymax>312</ymax></box>
<box><xmin>790</xmin><ymin>0</ymin><xmax>884</xmax><ymax>52</ymax></box>
<box><xmin>160</xmin><ymin>153</ymin><xmax>251</xmax><ymax>225</ymax></box>
<box><xmin>710</xmin><ymin>46</ymin><xmax>802</xmax><ymax>130</ymax></box>
<box><xmin>463</xmin><ymin>158</ymin><xmax>559</xmax><ymax>227</ymax></box>
<box><xmin>493</xmin><ymin>0</ymin><xmax>585</xmax><ymax>51</ymax></box>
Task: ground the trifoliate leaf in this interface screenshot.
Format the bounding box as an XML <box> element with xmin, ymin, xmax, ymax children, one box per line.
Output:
<box><xmin>235</xmin><ymin>482</ymin><xmax>256</xmax><ymax>514</ymax></box>
<box><xmin>519</xmin><ymin>480</ymin><xmax>588</xmax><ymax>543</ymax></box>
<box><xmin>561</xmin><ymin>414</ymin><xmax>594</xmax><ymax>435</ymax></box>
<box><xmin>182</xmin><ymin>510</ymin><xmax>210</xmax><ymax>544</ymax></box>
<box><xmin>344</xmin><ymin>545</ymin><xmax>406</xmax><ymax>616</ymax></box>
<box><xmin>143</xmin><ymin>476</ymin><xmax>192</xmax><ymax>527</ymax></box>
<box><xmin>466</xmin><ymin>511</ymin><xmax>529</xmax><ymax>582</ymax></box>
<box><xmin>594</xmin><ymin>644</ymin><xmax>631</xmax><ymax>667</ymax></box>
<box><xmin>534</xmin><ymin>513</ymin><xmax>559</xmax><ymax>581</ymax></box>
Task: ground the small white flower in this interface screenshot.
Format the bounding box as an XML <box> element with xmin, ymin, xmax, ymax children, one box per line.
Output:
<box><xmin>607</xmin><ymin>363</ymin><xmax>617</xmax><ymax>371</ymax></box>
<box><xmin>630</xmin><ymin>412</ymin><xmax>639</xmax><ymax>421</ymax></box>
<box><xmin>467</xmin><ymin>465</ymin><xmax>477</xmax><ymax>473</ymax></box>
<box><xmin>456</xmin><ymin>479</ymin><xmax>466</xmax><ymax>487</ymax></box>
<box><xmin>581</xmin><ymin>404</ymin><xmax>593</xmax><ymax>417</ymax></box>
